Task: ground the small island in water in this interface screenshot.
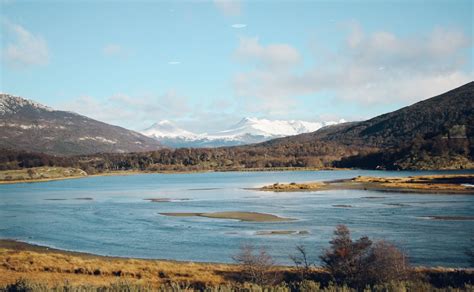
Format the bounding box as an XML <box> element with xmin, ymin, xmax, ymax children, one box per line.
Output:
<box><xmin>260</xmin><ymin>174</ymin><xmax>474</xmax><ymax>194</ymax></box>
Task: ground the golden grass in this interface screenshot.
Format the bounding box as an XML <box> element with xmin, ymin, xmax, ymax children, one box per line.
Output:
<box><xmin>0</xmin><ymin>244</ymin><xmax>238</xmax><ymax>288</ymax></box>
<box><xmin>260</xmin><ymin>182</ymin><xmax>328</xmax><ymax>192</ymax></box>
<box><xmin>159</xmin><ymin>211</ymin><xmax>294</xmax><ymax>222</ymax></box>
<box><xmin>260</xmin><ymin>174</ymin><xmax>474</xmax><ymax>194</ymax></box>
<box><xmin>352</xmin><ymin>174</ymin><xmax>474</xmax><ymax>193</ymax></box>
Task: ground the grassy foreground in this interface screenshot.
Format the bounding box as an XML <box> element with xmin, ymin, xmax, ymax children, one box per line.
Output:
<box><xmin>0</xmin><ymin>240</ymin><xmax>473</xmax><ymax>291</ymax></box>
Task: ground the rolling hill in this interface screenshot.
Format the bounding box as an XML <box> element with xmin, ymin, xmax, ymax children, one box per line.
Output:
<box><xmin>0</xmin><ymin>94</ymin><xmax>162</xmax><ymax>155</ymax></box>
<box><xmin>263</xmin><ymin>81</ymin><xmax>474</xmax><ymax>169</ymax></box>
<box><xmin>0</xmin><ymin>82</ymin><xmax>472</xmax><ymax>171</ymax></box>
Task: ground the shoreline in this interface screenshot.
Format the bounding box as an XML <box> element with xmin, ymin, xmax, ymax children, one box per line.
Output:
<box><xmin>0</xmin><ymin>167</ymin><xmax>349</xmax><ymax>185</ymax></box>
<box><xmin>1</xmin><ymin>238</ymin><xmax>472</xmax><ymax>270</ymax></box>
<box><xmin>1</xmin><ymin>239</ymin><xmax>473</xmax><ymax>289</ymax></box>
<box><xmin>0</xmin><ymin>166</ymin><xmax>472</xmax><ymax>185</ymax></box>
<box><xmin>259</xmin><ymin>174</ymin><xmax>474</xmax><ymax>195</ymax></box>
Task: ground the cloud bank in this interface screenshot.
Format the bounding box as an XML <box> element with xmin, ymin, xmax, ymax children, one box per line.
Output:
<box><xmin>233</xmin><ymin>24</ymin><xmax>472</xmax><ymax>111</ymax></box>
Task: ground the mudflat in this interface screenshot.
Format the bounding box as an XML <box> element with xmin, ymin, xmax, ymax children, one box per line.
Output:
<box><xmin>159</xmin><ymin>211</ymin><xmax>295</xmax><ymax>222</ymax></box>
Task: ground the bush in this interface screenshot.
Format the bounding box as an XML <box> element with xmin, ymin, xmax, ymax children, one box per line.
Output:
<box><xmin>320</xmin><ymin>225</ymin><xmax>410</xmax><ymax>288</ymax></box>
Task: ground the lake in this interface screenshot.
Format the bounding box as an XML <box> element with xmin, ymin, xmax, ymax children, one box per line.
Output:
<box><xmin>0</xmin><ymin>170</ymin><xmax>473</xmax><ymax>267</ymax></box>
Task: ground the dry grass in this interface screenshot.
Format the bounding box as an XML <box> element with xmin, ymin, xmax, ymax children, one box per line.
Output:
<box><xmin>260</xmin><ymin>174</ymin><xmax>474</xmax><ymax>194</ymax></box>
<box><xmin>1</xmin><ymin>241</ymin><xmax>473</xmax><ymax>291</ymax></box>
<box><xmin>159</xmin><ymin>211</ymin><xmax>294</xmax><ymax>222</ymax></box>
<box><xmin>352</xmin><ymin>174</ymin><xmax>474</xmax><ymax>193</ymax></box>
<box><xmin>260</xmin><ymin>182</ymin><xmax>328</xmax><ymax>192</ymax></box>
<box><xmin>0</xmin><ymin>245</ymin><xmax>238</xmax><ymax>288</ymax></box>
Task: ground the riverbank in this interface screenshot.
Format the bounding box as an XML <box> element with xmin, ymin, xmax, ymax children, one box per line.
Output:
<box><xmin>260</xmin><ymin>174</ymin><xmax>474</xmax><ymax>194</ymax></box>
<box><xmin>0</xmin><ymin>166</ymin><xmax>348</xmax><ymax>185</ymax></box>
<box><xmin>0</xmin><ymin>240</ymin><xmax>472</xmax><ymax>290</ymax></box>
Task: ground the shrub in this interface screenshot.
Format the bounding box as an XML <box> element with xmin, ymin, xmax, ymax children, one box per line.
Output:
<box><xmin>320</xmin><ymin>225</ymin><xmax>410</xmax><ymax>288</ymax></box>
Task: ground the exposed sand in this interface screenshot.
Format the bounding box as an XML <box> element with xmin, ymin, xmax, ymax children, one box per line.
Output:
<box><xmin>159</xmin><ymin>211</ymin><xmax>295</xmax><ymax>222</ymax></box>
<box><xmin>255</xmin><ymin>230</ymin><xmax>309</xmax><ymax>236</ymax></box>
<box><xmin>421</xmin><ymin>216</ymin><xmax>474</xmax><ymax>221</ymax></box>
<box><xmin>145</xmin><ymin>198</ymin><xmax>190</xmax><ymax>203</ymax></box>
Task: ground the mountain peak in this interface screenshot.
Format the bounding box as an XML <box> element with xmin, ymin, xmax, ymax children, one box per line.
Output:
<box><xmin>141</xmin><ymin>117</ymin><xmax>345</xmax><ymax>147</ymax></box>
<box><xmin>0</xmin><ymin>93</ymin><xmax>161</xmax><ymax>155</ymax></box>
<box><xmin>142</xmin><ymin>120</ymin><xmax>197</xmax><ymax>139</ymax></box>
<box><xmin>0</xmin><ymin>93</ymin><xmax>54</xmax><ymax>115</ymax></box>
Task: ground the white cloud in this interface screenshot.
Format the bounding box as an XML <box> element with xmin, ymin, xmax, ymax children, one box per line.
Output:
<box><xmin>61</xmin><ymin>91</ymin><xmax>193</xmax><ymax>130</ymax></box>
<box><xmin>231</xmin><ymin>24</ymin><xmax>247</xmax><ymax>29</ymax></box>
<box><xmin>214</xmin><ymin>0</ymin><xmax>241</xmax><ymax>16</ymax></box>
<box><xmin>2</xmin><ymin>21</ymin><xmax>50</xmax><ymax>68</ymax></box>
<box><xmin>233</xmin><ymin>25</ymin><xmax>473</xmax><ymax>108</ymax></box>
<box><xmin>235</xmin><ymin>36</ymin><xmax>301</xmax><ymax>69</ymax></box>
<box><xmin>168</xmin><ymin>61</ymin><xmax>181</xmax><ymax>65</ymax></box>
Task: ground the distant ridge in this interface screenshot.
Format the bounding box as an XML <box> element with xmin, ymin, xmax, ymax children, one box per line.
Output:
<box><xmin>1</xmin><ymin>82</ymin><xmax>472</xmax><ymax>170</ymax></box>
<box><xmin>0</xmin><ymin>94</ymin><xmax>162</xmax><ymax>155</ymax></box>
<box><xmin>141</xmin><ymin>117</ymin><xmax>345</xmax><ymax>148</ymax></box>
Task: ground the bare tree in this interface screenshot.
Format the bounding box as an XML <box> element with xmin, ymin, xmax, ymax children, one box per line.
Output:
<box><xmin>290</xmin><ymin>244</ymin><xmax>313</xmax><ymax>280</ymax></box>
<box><xmin>232</xmin><ymin>244</ymin><xmax>276</xmax><ymax>285</ymax></box>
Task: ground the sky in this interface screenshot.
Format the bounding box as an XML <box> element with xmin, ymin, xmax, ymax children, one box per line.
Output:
<box><xmin>1</xmin><ymin>0</ymin><xmax>473</xmax><ymax>132</ymax></box>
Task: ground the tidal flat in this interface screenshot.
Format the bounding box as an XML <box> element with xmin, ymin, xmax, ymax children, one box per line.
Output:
<box><xmin>1</xmin><ymin>169</ymin><xmax>473</xmax><ymax>267</ymax></box>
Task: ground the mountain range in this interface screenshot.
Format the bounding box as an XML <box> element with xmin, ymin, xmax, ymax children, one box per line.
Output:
<box><xmin>0</xmin><ymin>94</ymin><xmax>161</xmax><ymax>155</ymax></box>
<box><xmin>1</xmin><ymin>82</ymin><xmax>473</xmax><ymax>171</ymax></box>
<box><xmin>141</xmin><ymin>118</ymin><xmax>345</xmax><ymax>148</ymax></box>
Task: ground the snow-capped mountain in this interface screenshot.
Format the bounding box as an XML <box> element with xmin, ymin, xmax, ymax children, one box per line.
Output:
<box><xmin>141</xmin><ymin>117</ymin><xmax>346</xmax><ymax>148</ymax></box>
<box><xmin>142</xmin><ymin>120</ymin><xmax>198</xmax><ymax>139</ymax></box>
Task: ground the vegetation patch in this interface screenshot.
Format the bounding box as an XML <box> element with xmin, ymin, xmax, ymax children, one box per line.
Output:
<box><xmin>0</xmin><ymin>167</ymin><xmax>87</xmax><ymax>184</ymax></box>
<box><xmin>260</xmin><ymin>181</ymin><xmax>328</xmax><ymax>192</ymax></box>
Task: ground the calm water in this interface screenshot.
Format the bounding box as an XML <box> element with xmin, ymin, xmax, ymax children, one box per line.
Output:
<box><xmin>1</xmin><ymin>170</ymin><xmax>473</xmax><ymax>267</ymax></box>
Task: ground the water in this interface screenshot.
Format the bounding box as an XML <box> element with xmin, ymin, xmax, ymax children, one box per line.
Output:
<box><xmin>0</xmin><ymin>170</ymin><xmax>473</xmax><ymax>267</ymax></box>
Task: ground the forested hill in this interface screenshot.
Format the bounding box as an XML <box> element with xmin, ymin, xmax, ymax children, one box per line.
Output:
<box><xmin>264</xmin><ymin>81</ymin><xmax>474</xmax><ymax>149</ymax></box>
<box><xmin>1</xmin><ymin>82</ymin><xmax>473</xmax><ymax>172</ymax></box>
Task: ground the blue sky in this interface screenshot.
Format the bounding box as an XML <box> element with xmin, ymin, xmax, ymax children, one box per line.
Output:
<box><xmin>1</xmin><ymin>0</ymin><xmax>472</xmax><ymax>132</ymax></box>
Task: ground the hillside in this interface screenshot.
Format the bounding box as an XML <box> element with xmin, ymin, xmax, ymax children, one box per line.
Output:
<box><xmin>263</xmin><ymin>82</ymin><xmax>474</xmax><ymax>169</ymax></box>
<box><xmin>0</xmin><ymin>94</ymin><xmax>162</xmax><ymax>155</ymax></box>
<box><xmin>0</xmin><ymin>83</ymin><xmax>472</xmax><ymax>171</ymax></box>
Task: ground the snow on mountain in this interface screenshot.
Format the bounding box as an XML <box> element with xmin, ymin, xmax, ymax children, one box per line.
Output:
<box><xmin>210</xmin><ymin>117</ymin><xmax>344</xmax><ymax>139</ymax></box>
<box><xmin>142</xmin><ymin>117</ymin><xmax>346</xmax><ymax>147</ymax></box>
<box><xmin>141</xmin><ymin>120</ymin><xmax>198</xmax><ymax>139</ymax></box>
<box><xmin>0</xmin><ymin>94</ymin><xmax>53</xmax><ymax>115</ymax></box>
